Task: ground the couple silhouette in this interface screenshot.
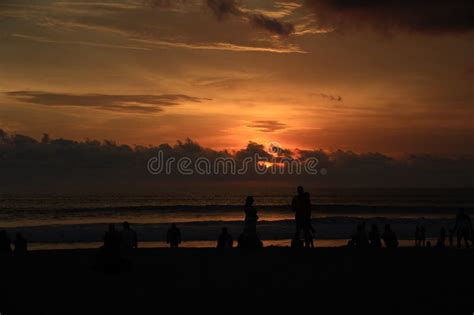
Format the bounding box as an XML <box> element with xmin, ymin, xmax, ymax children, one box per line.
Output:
<box><xmin>237</xmin><ymin>186</ymin><xmax>314</xmax><ymax>249</ymax></box>
<box><xmin>291</xmin><ymin>186</ymin><xmax>314</xmax><ymax>248</ymax></box>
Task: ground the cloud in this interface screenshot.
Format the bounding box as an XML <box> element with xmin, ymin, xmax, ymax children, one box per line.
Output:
<box><xmin>313</xmin><ymin>93</ymin><xmax>343</xmax><ymax>102</ymax></box>
<box><xmin>206</xmin><ymin>0</ymin><xmax>295</xmax><ymax>36</ymax></box>
<box><xmin>22</xmin><ymin>13</ymin><xmax>305</xmax><ymax>53</ymax></box>
<box><xmin>305</xmin><ymin>0</ymin><xmax>474</xmax><ymax>34</ymax></box>
<box><xmin>206</xmin><ymin>0</ymin><xmax>241</xmax><ymax>20</ymax></box>
<box><xmin>11</xmin><ymin>33</ymin><xmax>151</xmax><ymax>51</ymax></box>
<box><xmin>134</xmin><ymin>37</ymin><xmax>306</xmax><ymax>53</ymax></box>
<box><xmin>7</xmin><ymin>91</ymin><xmax>209</xmax><ymax>114</ymax></box>
<box><xmin>249</xmin><ymin>13</ymin><xmax>295</xmax><ymax>37</ymax></box>
<box><xmin>248</xmin><ymin>120</ymin><xmax>287</xmax><ymax>132</ymax></box>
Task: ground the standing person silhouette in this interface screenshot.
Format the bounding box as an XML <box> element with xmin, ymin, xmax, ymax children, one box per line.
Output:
<box><xmin>244</xmin><ymin>196</ymin><xmax>258</xmax><ymax>235</ymax></box>
<box><xmin>292</xmin><ymin>186</ymin><xmax>306</xmax><ymax>241</ymax></box>
<box><xmin>453</xmin><ymin>209</ymin><xmax>472</xmax><ymax>248</ymax></box>
<box><xmin>415</xmin><ymin>225</ymin><xmax>421</xmax><ymax>247</ymax></box>
<box><xmin>436</xmin><ymin>227</ymin><xmax>446</xmax><ymax>248</ymax></box>
<box><xmin>238</xmin><ymin>196</ymin><xmax>262</xmax><ymax>249</ymax></box>
<box><xmin>120</xmin><ymin>221</ymin><xmax>137</xmax><ymax>267</ymax></box>
<box><xmin>100</xmin><ymin>224</ymin><xmax>122</xmax><ymax>273</ymax></box>
<box><xmin>420</xmin><ymin>223</ymin><xmax>426</xmax><ymax>247</ymax></box>
<box><xmin>167</xmin><ymin>223</ymin><xmax>181</xmax><ymax>248</ymax></box>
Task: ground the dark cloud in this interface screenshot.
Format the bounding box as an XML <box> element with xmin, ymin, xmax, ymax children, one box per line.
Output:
<box><xmin>248</xmin><ymin>120</ymin><xmax>287</xmax><ymax>132</ymax></box>
<box><xmin>305</xmin><ymin>0</ymin><xmax>474</xmax><ymax>34</ymax></box>
<box><xmin>0</xmin><ymin>130</ymin><xmax>472</xmax><ymax>193</ymax></box>
<box><xmin>206</xmin><ymin>0</ymin><xmax>295</xmax><ymax>36</ymax></box>
<box><xmin>7</xmin><ymin>91</ymin><xmax>209</xmax><ymax>114</ymax></box>
<box><xmin>206</xmin><ymin>0</ymin><xmax>241</xmax><ymax>20</ymax></box>
<box><xmin>249</xmin><ymin>14</ymin><xmax>295</xmax><ymax>36</ymax></box>
<box><xmin>314</xmin><ymin>93</ymin><xmax>342</xmax><ymax>102</ymax></box>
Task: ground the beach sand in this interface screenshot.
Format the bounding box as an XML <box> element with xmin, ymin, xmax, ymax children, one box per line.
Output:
<box><xmin>1</xmin><ymin>247</ymin><xmax>473</xmax><ymax>314</ymax></box>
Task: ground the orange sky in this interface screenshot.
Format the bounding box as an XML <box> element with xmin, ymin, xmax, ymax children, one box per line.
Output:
<box><xmin>0</xmin><ymin>0</ymin><xmax>473</xmax><ymax>155</ymax></box>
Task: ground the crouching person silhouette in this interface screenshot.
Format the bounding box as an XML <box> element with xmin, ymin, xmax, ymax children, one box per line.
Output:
<box><xmin>217</xmin><ymin>227</ymin><xmax>234</xmax><ymax>249</ymax></box>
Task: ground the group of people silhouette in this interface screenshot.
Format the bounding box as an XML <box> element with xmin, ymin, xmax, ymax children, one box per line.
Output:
<box><xmin>349</xmin><ymin>223</ymin><xmax>398</xmax><ymax>248</ymax></box>
<box><xmin>1</xmin><ymin>187</ymin><xmax>472</xmax><ymax>262</ymax></box>
<box><xmin>99</xmin><ymin>221</ymin><xmax>137</xmax><ymax>270</ymax></box>
<box><xmin>159</xmin><ymin>186</ymin><xmax>472</xmax><ymax>250</ymax></box>
<box><xmin>103</xmin><ymin>221</ymin><xmax>138</xmax><ymax>253</ymax></box>
<box><xmin>172</xmin><ymin>187</ymin><xmax>472</xmax><ymax>251</ymax></box>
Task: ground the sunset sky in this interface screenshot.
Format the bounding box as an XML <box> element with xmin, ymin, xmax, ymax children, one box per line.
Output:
<box><xmin>1</xmin><ymin>0</ymin><xmax>473</xmax><ymax>156</ymax></box>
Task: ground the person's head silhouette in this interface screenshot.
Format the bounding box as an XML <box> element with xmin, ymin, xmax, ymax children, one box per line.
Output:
<box><xmin>245</xmin><ymin>196</ymin><xmax>254</xmax><ymax>206</ymax></box>
<box><xmin>108</xmin><ymin>224</ymin><xmax>115</xmax><ymax>232</ymax></box>
<box><xmin>123</xmin><ymin>221</ymin><xmax>130</xmax><ymax>230</ymax></box>
<box><xmin>222</xmin><ymin>227</ymin><xmax>228</xmax><ymax>234</ymax></box>
<box><xmin>297</xmin><ymin>186</ymin><xmax>304</xmax><ymax>195</ymax></box>
<box><xmin>303</xmin><ymin>192</ymin><xmax>310</xmax><ymax>201</ymax></box>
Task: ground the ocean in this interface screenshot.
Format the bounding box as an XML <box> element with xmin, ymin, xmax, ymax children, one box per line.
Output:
<box><xmin>1</xmin><ymin>188</ymin><xmax>472</xmax><ymax>249</ymax></box>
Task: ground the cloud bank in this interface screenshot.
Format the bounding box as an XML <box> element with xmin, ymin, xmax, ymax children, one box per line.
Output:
<box><xmin>0</xmin><ymin>130</ymin><xmax>472</xmax><ymax>193</ymax></box>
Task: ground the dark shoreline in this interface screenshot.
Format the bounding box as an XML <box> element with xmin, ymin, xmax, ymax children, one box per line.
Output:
<box><xmin>2</xmin><ymin>247</ymin><xmax>474</xmax><ymax>314</ymax></box>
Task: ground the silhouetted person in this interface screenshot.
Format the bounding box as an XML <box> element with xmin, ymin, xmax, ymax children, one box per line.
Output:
<box><xmin>103</xmin><ymin>224</ymin><xmax>121</xmax><ymax>254</ymax></box>
<box><xmin>292</xmin><ymin>186</ymin><xmax>305</xmax><ymax>239</ymax></box>
<box><xmin>436</xmin><ymin>227</ymin><xmax>446</xmax><ymax>248</ymax></box>
<box><xmin>120</xmin><ymin>221</ymin><xmax>137</xmax><ymax>268</ymax></box>
<box><xmin>13</xmin><ymin>233</ymin><xmax>27</xmax><ymax>255</ymax></box>
<box><xmin>99</xmin><ymin>224</ymin><xmax>122</xmax><ymax>273</ymax></box>
<box><xmin>244</xmin><ymin>196</ymin><xmax>258</xmax><ymax>235</ymax></box>
<box><xmin>238</xmin><ymin>196</ymin><xmax>262</xmax><ymax>249</ymax></box>
<box><xmin>415</xmin><ymin>225</ymin><xmax>421</xmax><ymax>247</ymax></box>
<box><xmin>167</xmin><ymin>223</ymin><xmax>181</xmax><ymax>248</ymax></box>
<box><xmin>369</xmin><ymin>224</ymin><xmax>382</xmax><ymax>248</ymax></box>
<box><xmin>420</xmin><ymin>224</ymin><xmax>426</xmax><ymax>247</ymax></box>
<box><xmin>217</xmin><ymin>227</ymin><xmax>233</xmax><ymax>249</ymax></box>
<box><xmin>415</xmin><ymin>223</ymin><xmax>426</xmax><ymax>247</ymax></box>
<box><xmin>453</xmin><ymin>209</ymin><xmax>472</xmax><ymax>248</ymax></box>
<box><xmin>351</xmin><ymin>223</ymin><xmax>369</xmax><ymax>248</ymax></box>
<box><xmin>121</xmin><ymin>221</ymin><xmax>138</xmax><ymax>250</ymax></box>
<box><xmin>448</xmin><ymin>229</ymin><xmax>454</xmax><ymax>247</ymax></box>
<box><xmin>0</xmin><ymin>231</ymin><xmax>12</xmax><ymax>254</ymax></box>
<box><xmin>382</xmin><ymin>224</ymin><xmax>398</xmax><ymax>248</ymax></box>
